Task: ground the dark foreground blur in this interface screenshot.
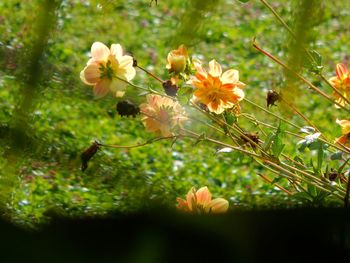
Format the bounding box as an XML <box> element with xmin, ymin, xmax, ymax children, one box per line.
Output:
<box><xmin>1</xmin><ymin>208</ymin><xmax>350</xmax><ymax>263</ymax></box>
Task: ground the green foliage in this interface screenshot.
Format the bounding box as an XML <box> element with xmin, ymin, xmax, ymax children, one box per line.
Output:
<box><xmin>0</xmin><ymin>0</ymin><xmax>349</xmax><ymax>227</ymax></box>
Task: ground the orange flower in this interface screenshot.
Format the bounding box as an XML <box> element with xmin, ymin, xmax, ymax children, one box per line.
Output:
<box><xmin>329</xmin><ymin>63</ymin><xmax>350</xmax><ymax>107</ymax></box>
<box><xmin>335</xmin><ymin>119</ymin><xmax>350</xmax><ymax>147</ymax></box>
<box><xmin>188</xmin><ymin>59</ymin><xmax>245</xmax><ymax>114</ymax></box>
<box><xmin>166</xmin><ymin>45</ymin><xmax>189</xmax><ymax>74</ymax></box>
<box><xmin>80</xmin><ymin>42</ymin><xmax>136</xmax><ymax>98</ymax></box>
<box><xmin>176</xmin><ymin>186</ymin><xmax>229</xmax><ymax>214</ymax></box>
<box><xmin>140</xmin><ymin>94</ymin><xmax>187</xmax><ymax>137</ymax></box>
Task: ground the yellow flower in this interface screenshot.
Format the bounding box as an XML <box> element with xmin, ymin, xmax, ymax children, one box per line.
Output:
<box><xmin>335</xmin><ymin>119</ymin><xmax>350</xmax><ymax>147</ymax></box>
<box><xmin>166</xmin><ymin>45</ymin><xmax>189</xmax><ymax>74</ymax></box>
<box><xmin>80</xmin><ymin>42</ymin><xmax>136</xmax><ymax>98</ymax></box>
<box><xmin>188</xmin><ymin>59</ymin><xmax>245</xmax><ymax>114</ymax></box>
<box><xmin>176</xmin><ymin>186</ymin><xmax>229</xmax><ymax>214</ymax></box>
<box><xmin>329</xmin><ymin>63</ymin><xmax>350</xmax><ymax>107</ymax></box>
<box><xmin>140</xmin><ymin>94</ymin><xmax>187</xmax><ymax>137</ymax></box>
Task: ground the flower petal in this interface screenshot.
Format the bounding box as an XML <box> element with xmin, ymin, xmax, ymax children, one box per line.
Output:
<box><xmin>207</xmin><ymin>198</ymin><xmax>229</xmax><ymax>213</ymax></box>
<box><xmin>109</xmin><ymin>78</ymin><xmax>128</xmax><ymax>97</ymax></box>
<box><xmin>208</xmin><ymin>59</ymin><xmax>222</xmax><ymax>78</ymax></box>
<box><xmin>93</xmin><ymin>79</ymin><xmax>111</xmax><ymax>98</ymax></box>
<box><xmin>196</xmin><ymin>186</ymin><xmax>212</xmax><ymax>205</ymax></box>
<box><xmin>111</xmin><ymin>44</ymin><xmax>123</xmax><ymax>58</ymax></box>
<box><xmin>91</xmin><ymin>42</ymin><xmax>110</xmax><ymax>61</ymax></box>
<box><xmin>81</xmin><ymin>63</ymin><xmax>100</xmax><ymax>85</ymax></box>
<box><xmin>186</xmin><ymin>187</ymin><xmax>196</xmax><ymax>211</ymax></box>
<box><xmin>336</xmin><ymin>119</ymin><xmax>350</xmax><ymax>134</ymax></box>
<box><xmin>221</xmin><ymin>69</ymin><xmax>239</xmax><ymax>84</ymax></box>
<box><xmin>336</xmin><ymin>63</ymin><xmax>348</xmax><ymax>80</ymax></box>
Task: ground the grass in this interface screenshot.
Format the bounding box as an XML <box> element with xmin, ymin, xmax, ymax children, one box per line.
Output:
<box><xmin>0</xmin><ymin>0</ymin><xmax>349</xmax><ymax>227</ymax></box>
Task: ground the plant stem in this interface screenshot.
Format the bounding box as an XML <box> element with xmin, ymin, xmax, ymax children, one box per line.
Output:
<box><xmin>252</xmin><ymin>40</ymin><xmax>350</xmax><ymax>113</ymax></box>
<box><xmin>137</xmin><ymin>65</ymin><xmax>164</xmax><ymax>84</ymax></box>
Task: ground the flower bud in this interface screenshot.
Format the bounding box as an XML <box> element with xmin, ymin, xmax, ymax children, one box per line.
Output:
<box><xmin>166</xmin><ymin>45</ymin><xmax>188</xmax><ymax>74</ymax></box>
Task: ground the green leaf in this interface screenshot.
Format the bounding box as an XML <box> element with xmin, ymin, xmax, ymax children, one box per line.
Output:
<box><xmin>303</xmin><ymin>50</ymin><xmax>323</xmax><ymax>74</ymax></box>
<box><xmin>330</xmin><ymin>151</ymin><xmax>343</xmax><ymax>160</ymax></box>
<box><xmin>177</xmin><ymin>86</ymin><xmax>193</xmax><ymax>104</ymax></box>
<box><xmin>236</xmin><ymin>0</ymin><xmax>250</xmax><ymax>2</ymax></box>
<box><xmin>316</xmin><ymin>141</ymin><xmax>324</xmax><ymax>174</ymax></box>
<box><xmin>271</xmin><ymin>121</ymin><xmax>286</xmax><ymax>158</ymax></box>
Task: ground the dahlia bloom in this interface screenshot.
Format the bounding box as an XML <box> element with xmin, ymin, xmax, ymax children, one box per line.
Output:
<box><xmin>335</xmin><ymin>119</ymin><xmax>350</xmax><ymax>147</ymax></box>
<box><xmin>329</xmin><ymin>63</ymin><xmax>350</xmax><ymax>107</ymax></box>
<box><xmin>176</xmin><ymin>186</ymin><xmax>229</xmax><ymax>214</ymax></box>
<box><xmin>166</xmin><ymin>45</ymin><xmax>189</xmax><ymax>74</ymax></box>
<box><xmin>188</xmin><ymin>59</ymin><xmax>245</xmax><ymax>114</ymax></box>
<box><xmin>80</xmin><ymin>42</ymin><xmax>136</xmax><ymax>98</ymax></box>
<box><xmin>140</xmin><ymin>94</ymin><xmax>187</xmax><ymax>137</ymax></box>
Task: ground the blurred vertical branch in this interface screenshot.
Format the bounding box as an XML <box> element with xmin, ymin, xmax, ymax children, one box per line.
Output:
<box><xmin>282</xmin><ymin>0</ymin><xmax>324</xmax><ymax>105</ymax></box>
<box><xmin>0</xmin><ymin>0</ymin><xmax>61</xmax><ymax>211</ymax></box>
<box><xmin>171</xmin><ymin>0</ymin><xmax>222</xmax><ymax>47</ymax></box>
<box><xmin>9</xmin><ymin>0</ymin><xmax>61</xmax><ymax>152</ymax></box>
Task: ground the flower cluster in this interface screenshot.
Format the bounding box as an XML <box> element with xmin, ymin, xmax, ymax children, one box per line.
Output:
<box><xmin>176</xmin><ymin>186</ymin><xmax>229</xmax><ymax>214</ymax></box>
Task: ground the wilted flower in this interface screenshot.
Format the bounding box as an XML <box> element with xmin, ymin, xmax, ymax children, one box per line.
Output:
<box><xmin>166</xmin><ymin>45</ymin><xmax>189</xmax><ymax>74</ymax></box>
<box><xmin>176</xmin><ymin>186</ymin><xmax>229</xmax><ymax>214</ymax></box>
<box><xmin>140</xmin><ymin>94</ymin><xmax>187</xmax><ymax>137</ymax></box>
<box><xmin>329</xmin><ymin>63</ymin><xmax>350</xmax><ymax>107</ymax></box>
<box><xmin>188</xmin><ymin>59</ymin><xmax>245</xmax><ymax>114</ymax></box>
<box><xmin>335</xmin><ymin>119</ymin><xmax>350</xmax><ymax>147</ymax></box>
<box><xmin>80</xmin><ymin>42</ymin><xmax>136</xmax><ymax>98</ymax></box>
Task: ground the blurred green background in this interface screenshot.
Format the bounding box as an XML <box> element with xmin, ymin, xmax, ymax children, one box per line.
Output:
<box><xmin>0</xmin><ymin>0</ymin><xmax>349</xmax><ymax>227</ymax></box>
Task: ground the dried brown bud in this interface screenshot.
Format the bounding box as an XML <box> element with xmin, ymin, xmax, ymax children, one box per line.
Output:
<box><xmin>81</xmin><ymin>141</ymin><xmax>100</xmax><ymax>172</ymax></box>
<box><xmin>162</xmin><ymin>80</ymin><xmax>179</xmax><ymax>97</ymax></box>
<box><xmin>116</xmin><ymin>100</ymin><xmax>140</xmax><ymax>117</ymax></box>
<box><xmin>132</xmin><ymin>58</ymin><xmax>137</xmax><ymax>67</ymax></box>
<box><xmin>267</xmin><ymin>90</ymin><xmax>280</xmax><ymax>108</ymax></box>
<box><xmin>240</xmin><ymin>132</ymin><xmax>260</xmax><ymax>148</ymax></box>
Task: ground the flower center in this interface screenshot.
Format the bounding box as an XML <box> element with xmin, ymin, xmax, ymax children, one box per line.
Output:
<box><xmin>99</xmin><ymin>60</ymin><xmax>115</xmax><ymax>80</ymax></box>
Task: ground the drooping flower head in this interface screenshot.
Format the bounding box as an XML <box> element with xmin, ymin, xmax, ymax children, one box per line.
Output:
<box><xmin>80</xmin><ymin>42</ymin><xmax>136</xmax><ymax>98</ymax></box>
<box><xmin>140</xmin><ymin>94</ymin><xmax>187</xmax><ymax>137</ymax></box>
<box><xmin>166</xmin><ymin>45</ymin><xmax>189</xmax><ymax>74</ymax></box>
<box><xmin>188</xmin><ymin>59</ymin><xmax>245</xmax><ymax>114</ymax></box>
<box><xmin>176</xmin><ymin>186</ymin><xmax>229</xmax><ymax>214</ymax></box>
<box><xmin>329</xmin><ymin>63</ymin><xmax>350</xmax><ymax>107</ymax></box>
<box><xmin>334</xmin><ymin>119</ymin><xmax>350</xmax><ymax>147</ymax></box>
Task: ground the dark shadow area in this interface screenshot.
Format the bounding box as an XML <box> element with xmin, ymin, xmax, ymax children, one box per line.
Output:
<box><xmin>1</xmin><ymin>207</ymin><xmax>350</xmax><ymax>263</ymax></box>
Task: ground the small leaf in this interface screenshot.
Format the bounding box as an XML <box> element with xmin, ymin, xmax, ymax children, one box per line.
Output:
<box><xmin>299</xmin><ymin>126</ymin><xmax>316</xmax><ymax>134</ymax></box>
<box><xmin>216</xmin><ymin>147</ymin><xmax>234</xmax><ymax>154</ymax></box>
<box><xmin>330</xmin><ymin>151</ymin><xmax>343</xmax><ymax>160</ymax></box>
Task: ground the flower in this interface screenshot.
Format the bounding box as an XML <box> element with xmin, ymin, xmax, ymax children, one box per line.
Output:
<box><xmin>80</xmin><ymin>42</ymin><xmax>136</xmax><ymax>98</ymax></box>
<box><xmin>166</xmin><ymin>45</ymin><xmax>189</xmax><ymax>74</ymax></box>
<box><xmin>329</xmin><ymin>63</ymin><xmax>350</xmax><ymax>107</ymax></box>
<box><xmin>176</xmin><ymin>186</ymin><xmax>229</xmax><ymax>214</ymax></box>
<box><xmin>140</xmin><ymin>94</ymin><xmax>187</xmax><ymax>137</ymax></box>
<box><xmin>188</xmin><ymin>59</ymin><xmax>245</xmax><ymax>114</ymax></box>
<box><xmin>335</xmin><ymin>119</ymin><xmax>350</xmax><ymax>147</ymax></box>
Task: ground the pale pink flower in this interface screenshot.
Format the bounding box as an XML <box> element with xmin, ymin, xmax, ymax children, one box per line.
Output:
<box><xmin>140</xmin><ymin>94</ymin><xmax>187</xmax><ymax>137</ymax></box>
<box><xmin>80</xmin><ymin>42</ymin><xmax>136</xmax><ymax>98</ymax></box>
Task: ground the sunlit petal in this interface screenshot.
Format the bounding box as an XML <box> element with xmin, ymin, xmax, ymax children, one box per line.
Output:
<box><xmin>91</xmin><ymin>42</ymin><xmax>110</xmax><ymax>61</ymax></box>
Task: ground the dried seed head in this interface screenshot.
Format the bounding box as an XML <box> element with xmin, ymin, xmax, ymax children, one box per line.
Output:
<box><xmin>162</xmin><ymin>80</ymin><xmax>179</xmax><ymax>97</ymax></box>
<box><xmin>81</xmin><ymin>141</ymin><xmax>100</xmax><ymax>172</ymax></box>
<box><xmin>267</xmin><ymin>90</ymin><xmax>280</xmax><ymax>108</ymax></box>
<box><xmin>116</xmin><ymin>100</ymin><xmax>140</xmax><ymax>117</ymax></box>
